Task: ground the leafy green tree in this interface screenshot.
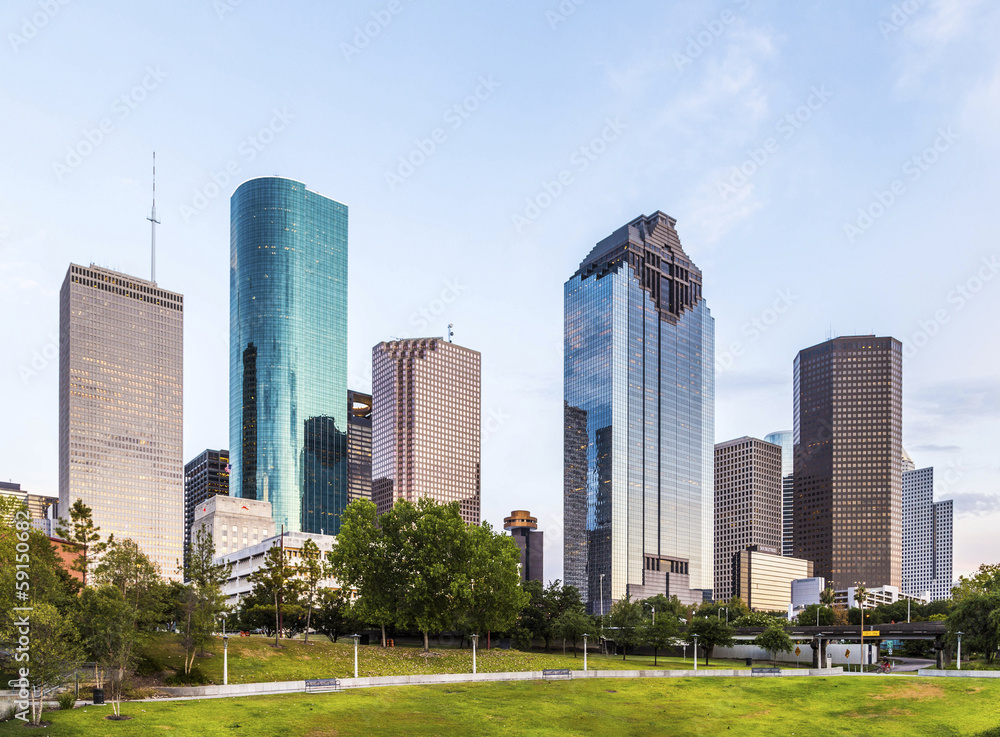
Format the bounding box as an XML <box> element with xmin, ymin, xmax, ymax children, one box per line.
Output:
<box><xmin>54</xmin><ymin>498</ymin><xmax>105</xmax><ymax>586</ymax></box>
<box><xmin>513</xmin><ymin>579</ymin><xmax>547</xmax><ymax>649</ymax></box>
<box><xmin>754</xmin><ymin>622</ymin><xmax>794</xmax><ymax>666</ymax></box>
<box><xmin>313</xmin><ymin>588</ymin><xmax>358</xmax><ymax>643</ymax></box>
<box><xmin>687</xmin><ymin>616</ymin><xmax>735</xmax><ymax>665</ymax></box>
<box><xmin>948</xmin><ymin>592</ymin><xmax>1000</xmax><ymax>664</ymax></box>
<box><xmin>92</xmin><ymin>536</ymin><xmax>169</xmax><ymax>630</ymax></box>
<box><xmin>298</xmin><ymin>538</ymin><xmax>325</xmax><ymax>645</ymax></box>
<box><xmin>465</xmin><ymin>523</ymin><xmax>528</xmax><ymax>640</ymax></box>
<box><xmin>552</xmin><ymin>607</ymin><xmax>591</xmax><ymax>657</ymax></box>
<box><xmin>77</xmin><ymin>586</ymin><xmax>139</xmax><ymax>718</ymax></box>
<box><xmin>641</xmin><ymin>612</ymin><xmax>680</xmax><ymax>666</ymax></box>
<box><xmin>247</xmin><ymin>544</ymin><xmax>298</xmax><ymax>647</ymax></box>
<box><xmin>952</xmin><ymin>563</ymin><xmax>1000</xmax><ymax>602</ymax></box>
<box><xmin>797</xmin><ymin>604</ymin><xmax>837</xmax><ymax>627</ymax></box>
<box><xmin>22</xmin><ymin>602</ymin><xmax>83</xmax><ymax>726</ymax></box>
<box><xmin>608</xmin><ymin>594</ymin><xmax>645</xmax><ymax>660</ymax></box>
<box><xmin>178</xmin><ymin>527</ymin><xmax>231</xmax><ymax>673</ymax></box>
<box><xmin>733</xmin><ymin>611</ymin><xmax>779</xmax><ymax>627</ymax></box>
<box><xmin>643</xmin><ymin>594</ymin><xmax>688</xmax><ymax>622</ymax></box>
<box><xmin>820</xmin><ymin>587</ymin><xmax>836</xmax><ymax>607</ymax></box>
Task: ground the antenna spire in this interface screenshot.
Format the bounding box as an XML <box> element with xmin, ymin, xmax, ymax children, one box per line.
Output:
<box><xmin>448</xmin><ymin>323</ymin><xmax>454</xmax><ymax>343</ymax></box>
<box><xmin>147</xmin><ymin>152</ymin><xmax>160</xmax><ymax>283</ymax></box>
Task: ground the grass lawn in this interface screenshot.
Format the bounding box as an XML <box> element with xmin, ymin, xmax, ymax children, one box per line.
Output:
<box><xmin>4</xmin><ymin>676</ymin><xmax>998</xmax><ymax>736</ymax></box>
<box><xmin>139</xmin><ymin>633</ymin><xmax>753</xmax><ymax>684</ymax></box>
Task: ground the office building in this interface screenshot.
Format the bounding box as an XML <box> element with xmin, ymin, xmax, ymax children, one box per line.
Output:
<box><xmin>0</xmin><ymin>481</ymin><xmax>58</xmax><ymax>524</ymax></box>
<box><xmin>790</xmin><ymin>576</ymin><xmax>826</xmax><ymax>612</ymax></box>
<box><xmin>714</xmin><ymin>437</ymin><xmax>783</xmax><ymax>601</ymax></box>
<box><xmin>347</xmin><ymin>390</ymin><xmax>373</xmax><ymax>505</ymax></box>
<box><xmin>59</xmin><ymin>263</ymin><xmax>183</xmax><ymax>580</ymax></box>
<box><xmin>902</xmin><ymin>464</ymin><xmax>954</xmax><ymax>601</ymax></box>
<box><xmin>190</xmin><ymin>493</ymin><xmax>275</xmax><ymax>562</ymax></box>
<box><xmin>230</xmin><ymin>177</ymin><xmax>349</xmax><ymax>536</ymax></box>
<box><xmin>504</xmin><ymin>510</ymin><xmax>544</xmax><ymax>583</ymax></box>
<box><xmin>371</xmin><ymin>338</ymin><xmax>481</xmax><ymax>525</ymax></box>
<box><xmin>732</xmin><ymin>545</ymin><xmax>814</xmax><ymax>612</ymax></box>
<box><xmin>183</xmin><ymin>449</ymin><xmax>229</xmax><ymax>574</ymax></box>
<box><xmin>764</xmin><ymin>430</ymin><xmax>795</xmax><ymax>557</ymax></box>
<box><xmin>563</xmin><ymin>212</ymin><xmax>714</xmax><ymax>614</ymax></box>
<box><xmin>793</xmin><ymin>336</ymin><xmax>902</xmax><ymax>591</ymax></box>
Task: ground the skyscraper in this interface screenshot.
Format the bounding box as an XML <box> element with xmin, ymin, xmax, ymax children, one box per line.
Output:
<box><xmin>347</xmin><ymin>390</ymin><xmax>373</xmax><ymax>505</ymax></box>
<box><xmin>371</xmin><ymin>338</ymin><xmax>481</xmax><ymax>525</ymax></box>
<box><xmin>563</xmin><ymin>212</ymin><xmax>715</xmax><ymax>614</ymax></box>
<box><xmin>230</xmin><ymin>177</ymin><xmax>348</xmax><ymax>536</ymax></box>
<box><xmin>504</xmin><ymin>510</ymin><xmax>544</xmax><ymax>583</ymax></box>
<box><xmin>714</xmin><ymin>436</ymin><xmax>783</xmax><ymax>602</ymax></box>
<box><xmin>59</xmin><ymin>263</ymin><xmax>183</xmax><ymax>579</ymax></box>
<box><xmin>902</xmin><ymin>463</ymin><xmax>954</xmax><ymax>601</ymax></box>
<box><xmin>183</xmin><ymin>448</ymin><xmax>229</xmax><ymax>573</ymax></box>
<box><xmin>764</xmin><ymin>430</ymin><xmax>794</xmax><ymax>557</ymax></box>
<box><xmin>792</xmin><ymin>335</ymin><xmax>903</xmax><ymax>591</ymax></box>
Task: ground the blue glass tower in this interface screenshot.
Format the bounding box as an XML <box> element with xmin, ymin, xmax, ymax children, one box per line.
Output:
<box><xmin>230</xmin><ymin>177</ymin><xmax>348</xmax><ymax>536</ymax></box>
<box><xmin>563</xmin><ymin>212</ymin><xmax>714</xmax><ymax>614</ymax></box>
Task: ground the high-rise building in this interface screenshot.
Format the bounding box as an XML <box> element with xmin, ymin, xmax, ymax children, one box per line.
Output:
<box><xmin>732</xmin><ymin>546</ymin><xmax>814</xmax><ymax>612</ymax></box>
<box><xmin>59</xmin><ymin>263</ymin><xmax>183</xmax><ymax>579</ymax></box>
<box><xmin>563</xmin><ymin>212</ymin><xmax>715</xmax><ymax>615</ymax></box>
<box><xmin>764</xmin><ymin>430</ymin><xmax>794</xmax><ymax>557</ymax></box>
<box><xmin>183</xmin><ymin>449</ymin><xmax>229</xmax><ymax>573</ymax></box>
<box><xmin>504</xmin><ymin>510</ymin><xmax>544</xmax><ymax>583</ymax></box>
<box><xmin>371</xmin><ymin>338</ymin><xmax>481</xmax><ymax>525</ymax></box>
<box><xmin>0</xmin><ymin>481</ymin><xmax>58</xmax><ymax>535</ymax></box>
<box><xmin>714</xmin><ymin>436</ymin><xmax>783</xmax><ymax>602</ymax></box>
<box><xmin>190</xmin><ymin>494</ymin><xmax>274</xmax><ymax>562</ymax></box>
<box><xmin>347</xmin><ymin>390</ymin><xmax>373</xmax><ymax>505</ymax></box>
<box><xmin>230</xmin><ymin>177</ymin><xmax>349</xmax><ymax>536</ymax></box>
<box><xmin>902</xmin><ymin>464</ymin><xmax>954</xmax><ymax>601</ymax></box>
<box><xmin>792</xmin><ymin>335</ymin><xmax>903</xmax><ymax>591</ymax></box>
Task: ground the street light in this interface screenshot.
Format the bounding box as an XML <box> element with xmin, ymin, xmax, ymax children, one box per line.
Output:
<box><xmin>351</xmin><ymin>634</ymin><xmax>360</xmax><ymax>678</ymax></box>
<box><xmin>471</xmin><ymin>634</ymin><xmax>478</xmax><ymax>675</ymax></box>
<box><xmin>692</xmin><ymin>634</ymin><xmax>699</xmax><ymax>672</ymax></box>
<box><xmin>599</xmin><ymin>574</ymin><xmax>605</xmax><ymax>618</ymax></box>
<box><xmin>583</xmin><ymin>634</ymin><xmax>589</xmax><ymax>672</ymax></box>
<box><xmin>223</xmin><ymin>634</ymin><xmax>229</xmax><ymax>686</ymax></box>
<box><xmin>956</xmin><ymin>631</ymin><xmax>964</xmax><ymax>671</ymax></box>
<box><xmin>644</xmin><ymin>603</ymin><xmax>656</xmax><ymax>625</ymax></box>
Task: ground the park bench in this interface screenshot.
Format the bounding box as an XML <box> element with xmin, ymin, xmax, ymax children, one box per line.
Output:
<box><xmin>305</xmin><ymin>678</ymin><xmax>342</xmax><ymax>693</ymax></box>
<box><xmin>750</xmin><ymin>667</ymin><xmax>781</xmax><ymax>677</ymax></box>
<box><xmin>542</xmin><ymin>669</ymin><xmax>572</xmax><ymax>680</ymax></box>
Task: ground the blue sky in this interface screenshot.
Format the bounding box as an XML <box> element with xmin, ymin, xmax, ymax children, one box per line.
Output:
<box><xmin>2</xmin><ymin>0</ymin><xmax>999</xmax><ymax>586</ymax></box>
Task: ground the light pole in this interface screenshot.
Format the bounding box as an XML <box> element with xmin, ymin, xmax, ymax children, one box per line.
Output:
<box><xmin>599</xmin><ymin>574</ymin><xmax>605</xmax><ymax>618</ymax></box>
<box><xmin>956</xmin><ymin>631</ymin><xmax>963</xmax><ymax>670</ymax></box>
<box><xmin>644</xmin><ymin>603</ymin><xmax>656</xmax><ymax>624</ymax></box>
<box><xmin>223</xmin><ymin>634</ymin><xmax>229</xmax><ymax>686</ymax></box>
<box><xmin>692</xmin><ymin>634</ymin><xmax>699</xmax><ymax>672</ymax></box>
<box><xmin>351</xmin><ymin>634</ymin><xmax>360</xmax><ymax>678</ymax></box>
<box><xmin>583</xmin><ymin>634</ymin><xmax>589</xmax><ymax>672</ymax></box>
<box><xmin>471</xmin><ymin>634</ymin><xmax>478</xmax><ymax>675</ymax></box>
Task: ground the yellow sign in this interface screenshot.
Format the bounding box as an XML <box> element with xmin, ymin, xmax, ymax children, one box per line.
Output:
<box><xmin>862</xmin><ymin>630</ymin><xmax>880</xmax><ymax>637</ymax></box>
<box><xmin>794</xmin><ymin>646</ymin><xmax>801</xmax><ymax>656</ymax></box>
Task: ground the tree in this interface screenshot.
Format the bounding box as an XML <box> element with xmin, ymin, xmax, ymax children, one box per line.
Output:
<box><xmin>22</xmin><ymin>602</ymin><xmax>83</xmax><ymax>726</ymax></box>
<box><xmin>643</xmin><ymin>594</ymin><xmax>688</xmax><ymax>622</ymax></box>
<box><xmin>313</xmin><ymin>588</ymin><xmax>358</xmax><ymax>643</ymax></box>
<box><xmin>92</xmin><ymin>536</ymin><xmax>168</xmax><ymax>630</ymax></box>
<box><xmin>608</xmin><ymin>595</ymin><xmax>644</xmax><ymax>660</ymax></box>
<box><xmin>464</xmin><ymin>523</ymin><xmax>528</xmax><ymax>642</ymax></box>
<box><xmin>796</xmin><ymin>604</ymin><xmax>837</xmax><ymax>627</ymax></box>
<box><xmin>754</xmin><ymin>622</ymin><xmax>794</xmax><ymax>666</ymax></box>
<box><xmin>552</xmin><ymin>608</ymin><xmax>591</xmax><ymax>657</ymax></box>
<box><xmin>687</xmin><ymin>616</ymin><xmax>735</xmax><ymax>665</ymax></box>
<box><xmin>248</xmin><ymin>544</ymin><xmax>297</xmax><ymax>647</ymax></box>
<box><xmin>820</xmin><ymin>587</ymin><xmax>836</xmax><ymax>607</ymax></box>
<box><xmin>77</xmin><ymin>586</ymin><xmax>139</xmax><ymax>718</ymax></box>
<box><xmin>513</xmin><ymin>579</ymin><xmax>547</xmax><ymax>649</ymax></box>
<box><xmin>948</xmin><ymin>592</ymin><xmax>1000</xmax><ymax>664</ymax></box>
<box><xmin>642</xmin><ymin>612</ymin><xmax>680</xmax><ymax>666</ymax></box>
<box><xmin>298</xmin><ymin>538</ymin><xmax>325</xmax><ymax>645</ymax></box>
<box><xmin>952</xmin><ymin>563</ymin><xmax>1000</xmax><ymax>602</ymax></box>
<box><xmin>733</xmin><ymin>611</ymin><xmax>779</xmax><ymax>627</ymax></box>
<box><xmin>54</xmin><ymin>498</ymin><xmax>105</xmax><ymax>586</ymax></box>
<box><xmin>178</xmin><ymin>527</ymin><xmax>231</xmax><ymax>673</ymax></box>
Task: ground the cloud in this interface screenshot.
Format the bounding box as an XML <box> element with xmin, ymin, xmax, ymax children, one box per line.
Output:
<box><xmin>909</xmin><ymin>377</ymin><xmax>1000</xmax><ymax>425</ymax></box>
<box><xmin>910</xmin><ymin>443</ymin><xmax>962</xmax><ymax>453</ymax></box>
<box><xmin>950</xmin><ymin>491</ymin><xmax>1000</xmax><ymax>518</ymax></box>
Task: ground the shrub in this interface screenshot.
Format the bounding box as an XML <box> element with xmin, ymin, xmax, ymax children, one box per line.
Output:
<box><xmin>57</xmin><ymin>691</ymin><xmax>77</xmax><ymax>710</ymax></box>
<box><xmin>165</xmin><ymin>667</ymin><xmax>210</xmax><ymax>686</ymax></box>
<box><xmin>135</xmin><ymin>654</ymin><xmax>165</xmax><ymax>677</ymax></box>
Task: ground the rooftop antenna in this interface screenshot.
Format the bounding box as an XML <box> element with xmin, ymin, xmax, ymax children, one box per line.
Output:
<box><xmin>448</xmin><ymin>323</ymin><xmax>453</xmax><ymax>343</ymax></box>
<box><xmin>147</xmin><ymin>152</ymin><xmax>160</xmax><ymax>283</ymax></box>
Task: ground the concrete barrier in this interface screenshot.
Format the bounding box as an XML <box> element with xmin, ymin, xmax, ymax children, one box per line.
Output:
<box><xmin>917</xmin><ymin>669</ymin><xmax>1000</xmax><ymax>678</ymax></box>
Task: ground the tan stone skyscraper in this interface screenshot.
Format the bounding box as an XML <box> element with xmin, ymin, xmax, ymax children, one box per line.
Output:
<box><xmin>372</xmin><ymin>338</ymin><xmax>480</xmax><ymax>525</ymax></box>
<box><xmin>59</xmin><ymin>264</ymin><xmax>183</xmax><ymax>580</ymax></box>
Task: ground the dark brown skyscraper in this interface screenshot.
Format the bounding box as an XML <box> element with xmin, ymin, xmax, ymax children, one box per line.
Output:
<box><xmin>347</xmin><ymin>391</ymin><xmax>373</xmax><ymax>504</ymax></box>
<box><xmin>504</xmin><ymin>510</ymin><xmax>544</xmax><ymax>583</ymax></box>
<box><xmin>793</xmin><ymin>336</ymin><xmax>902</xmax><ymax>591</ymax></box>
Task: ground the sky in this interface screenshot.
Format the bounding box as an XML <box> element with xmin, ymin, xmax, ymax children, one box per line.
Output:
<box><xmin>2</xmin><ymin>0</ymin><xmax>999</xmax><ymax>587</ymax></box>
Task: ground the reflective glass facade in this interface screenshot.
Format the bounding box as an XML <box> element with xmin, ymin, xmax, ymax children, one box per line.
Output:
<box><xmin>764</xmin><ymin>430</ymin><xmax>795</xmax><ymax>557</ymax></box>
<box><xmin>563</xmin><ymin>212</ymin><xmax>714</xmax><ymax>614</ymax></box>
<box><xmin>229</xmin><ymin>177</ymin><xmax>348</xmax><ymax>536</ymax></box>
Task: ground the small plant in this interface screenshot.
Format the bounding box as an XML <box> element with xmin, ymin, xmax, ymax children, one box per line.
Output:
<box><xmin>165</xmin><ymin>667</ymin><xmax>210</xmax><ymax>686</ymax></box>
<box><xmin>57</xmin><ymin>691</ymin><xmax>77</xmax><ymax>710</ymax></box>
<box><xmin>2</xmin><ymin>703</ymin><xmax>17</xmax><ymax>722</ymax></box>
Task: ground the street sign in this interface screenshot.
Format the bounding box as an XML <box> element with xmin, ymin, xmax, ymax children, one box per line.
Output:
<box><xmin>845</xmin><ymin>649</ymin><xmax>851</xmax><ymax>658</ymax></box>
<box><xmin>794</xmin><ymin>646</ymin><xmax>801</xmax><ymax>656</ymax></box>
<box><xmin>863</xmin><ymin>630</ymin><xmax>880</xmax><ymax>637</ymax></box>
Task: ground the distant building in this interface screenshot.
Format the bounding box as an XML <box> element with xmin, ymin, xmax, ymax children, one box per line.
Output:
<box><xmin>763</xmin><ymin>431</ymin><xmax>794</xmax><ymax>557</ymax></box>
<box><xmin>732</xmin><ymin>546</ymin><xmax>814</xmax><ymax>612</ymax></box>
<box><xmin>190</xmin><ymin>494</ymin><xmax>274</xmax><ymax>561</ymax></box>
<box><xmin>183</xmin><ymin>449</ymin><xmax>229</xmax><ymax>574</ymax></box>
<box><xmin>49</xmin><ymin>537</ymin><xmax>85</xmax><ymax>584</ymax></box>
<box><xmin>562</xmin><ymin>402</ymin><xmax>589</xmax><ymax>599</ymax></box>
<box><xmin>504</xmin><ymin>510</ymin><xmax>544</xmax><ymax>583</ymax></box>
<box><xmin>0</xmin><ymin>481</ymin><xmax>58</xmax><ymax>530</ymax></box>
<box><xmin>59</xmin><ymin>263</ymin><xmax>184</xmax><ymax>580</ymax></box>
<box><xmin>372</xmin><ymin>338</ymin><xmax>481</xmax><ymax>525</ymax></box>
<box><xmin>347</xmin><ymin>391</ymin><xmax>373</xmax><ymax>505</ymax></box>
<box><xmin>790</xmin><ymin>577</ymin><xmax>826</xmax><ymax>612</ymax></box>
<box><xmin>714</xmin><ymin>437</ymin><xmax>783</xmax><ymax>602</ymax></box>
<box><xmin>835</xmin><ymin>584</ymin><xmax>926</xmax><ymax>609</ymax></box>
<box><xmin>902</xmin><ymin>462</ymin><xmax>954</xmax><ymax>601</ymax></box>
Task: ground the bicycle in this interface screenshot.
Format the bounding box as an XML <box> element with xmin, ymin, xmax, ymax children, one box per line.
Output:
<box><xmin>877</xmin><ymin>661</ymin><xmax>893</xmax><ymax>674</ymax></box>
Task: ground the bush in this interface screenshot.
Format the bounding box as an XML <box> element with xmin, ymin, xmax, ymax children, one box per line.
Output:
<box><xmin>974</xmin><ymin>728</ymin><xmax>1000</xmax><ymax>737</ymax></box>
<box><xmin>57</xmin><ymin>691</ymin><xmax>76</xmax><ymax>710</ymax></box>
<box><xmin>165</xmin><ymin>667</ymin><xmax>210</xmax><ymax>686</ymax></box>
<box><xmin>135</xmin><ymin>654</ymin><xmax>165</xmax><ymax>677</ymax></box>
<box><xmin>2</xmin><ymin>703</ymin><xmax>16</xmax><ymax>722</ymax></box>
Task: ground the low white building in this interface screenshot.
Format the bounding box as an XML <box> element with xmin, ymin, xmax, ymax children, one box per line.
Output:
<box><xmin>191</xmin><ymin>495</ymin><xmax>274</xmax><ymax>560</ymax></box>
<box><xmin>835</xmin><ymin>584</ymin><xmax>929</xmax><ymax>609</ymax></box>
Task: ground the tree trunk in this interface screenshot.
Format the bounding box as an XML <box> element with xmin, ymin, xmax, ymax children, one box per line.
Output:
<box><xmin>381</xmin><ymin>623</ymin><xmax>386</xmax><ymax>648</ymax></box>
<box><xmin>305</xmin><ymin>605</ymin><xmax>312</xmax><ymax>645</ymax></box>
<box><xmin>423</xmin><ymin>631</ymin><xmax>430</xmax><ymax>653</ymax></box>
<box><xmin>654</xmin><ymin>647</ymin><xmax>657</xmax><ymax>666</ymax></box>
<box><xmin>274</xmin><ymin>591</ymin><xmax>280</xmax><ymax>648</ymax></box>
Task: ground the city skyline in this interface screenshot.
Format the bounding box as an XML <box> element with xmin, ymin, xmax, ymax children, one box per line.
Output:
<box><xmin>3</xmin><ymin>3</ymin><xmax>1000</xmax><ymax>585</ymax></box>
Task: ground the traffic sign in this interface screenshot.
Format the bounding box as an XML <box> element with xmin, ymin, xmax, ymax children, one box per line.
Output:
<box><xmin>794</xmin><ymin>646</ymin><xmax>801</xmax><ymax>656</ymax></box>
<box><xmin>862</xmin><ymin>630</ymin><xmax>880</xmax><ymax>637</ymax></box>
<box><xmin>845</xmin><ymin>649</ymin><xmax>851</xmax><ymax>658</ymax></box>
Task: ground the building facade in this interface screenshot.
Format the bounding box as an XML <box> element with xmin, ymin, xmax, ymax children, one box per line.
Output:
<box><xmin>792</xmin><ymin>336</ymin><xmax>903</xmax><ymax>591</ymax></box>
<box><xmin>714</xmin><ymin>437</ymin><xmax>783</xmax><ymax>602</ymax></box>
<box><xmin>347</xmin><ymin>390</ymin><xmax>373</xmax><ymax>505</ymax></box>
<box><xmin>190</xmin><ymin>494</ymin><xmax>275</xmax><ymax>562</ymax></box>
<box><xmin>371</xmin><ymin>338</ymin><xmax>481</xmax><ymax>525</ymax></box>
<box><xmin>563</xmin><ymin>212</ymin><xmax>714</xmax><ymax>615</ymax></box>
<box><xmin>732</xmin><ymin>546</ymin><xmax>814</xmax><ymax>612</ymax></box>
<box><xmin>902</xmin><ymin>465</ymin><xmax>954</xmax><ymax>601</ymax></box>
<box><xmin>230</xmin><ymin>177</ymin><xmax>349</xmax><ymax>536</ymax></box>
<box><xmin>504</xmin><ymin>510</ymin><xmax>544</xmax><ymax>583</ymax></box>
<box><xmin>183</xmin><ymin>449</ymin><xmax>229</xmax><ymax>573</ymax></box>
<box><xmin>59</xmin><ymin>264</ymin><xmax>183</xmax><ymax>579</ymax></box>
<box><xmin>764</xmin><ymin>430</ymin><xmax>794</xmax><ymax>557</ymax></box>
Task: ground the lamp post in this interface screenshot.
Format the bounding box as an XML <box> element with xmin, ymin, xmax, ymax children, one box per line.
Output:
<box><xmin>644</xmin><ymin>603</ymin><xmax>656</xmax><ymax>624</ymax></box>
<box><xmin>599</xmin><ymin>574</ymin><xmax>605</xmax><ymax>618</ymax></box>
<box><xmin>583</xmin><ymin>634</ymin><xmax>589</xmax><ymax>672</ymax></box>
<box><xmin>351</xmin><ymin>634</ymin><xmax>360</xmax><ymax>678</ymax></box>
<box><xmin>471</xmin><ymin>634</ymin><xmax>478</xmax><ymax>675</ymax></box>
<box><xmin>692</xmin><ymin>634</ymin><xmax>699</xmax><ymax>672</ymax></box>
<box><xmin>223</xmin><ymin>634</ymin><xmax>229</xmax><ymax>686</ymax></box>
<box><xmin>956</xmin><ymin>631</ymin><xmax>963</xmax><ymax>670</ymax></box>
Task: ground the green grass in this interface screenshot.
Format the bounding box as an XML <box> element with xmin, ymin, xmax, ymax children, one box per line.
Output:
<box><xmin>138</xmin><ymin>633</ymin><xmax>750</xmax><ymax>685</ymax></box>
<box><xmin>4</xmin><ymin>676</ymin><xmax>998</xmax><ymax>736</ymax></box>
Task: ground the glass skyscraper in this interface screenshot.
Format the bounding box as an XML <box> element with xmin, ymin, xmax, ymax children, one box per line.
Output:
<box><xmin>229</xmin><ymin>177</ymin><xmax>348</xmax><ymax>536</ymax></box>
<box><xmin>764</xmin><ymin>430</ymin><xmax>794</xmax><ymax>557</ymax></box>
<box><xmin>563</xmin><ymin>212</ymin><xmax>714</xmax><ymax>614</ymax></box>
